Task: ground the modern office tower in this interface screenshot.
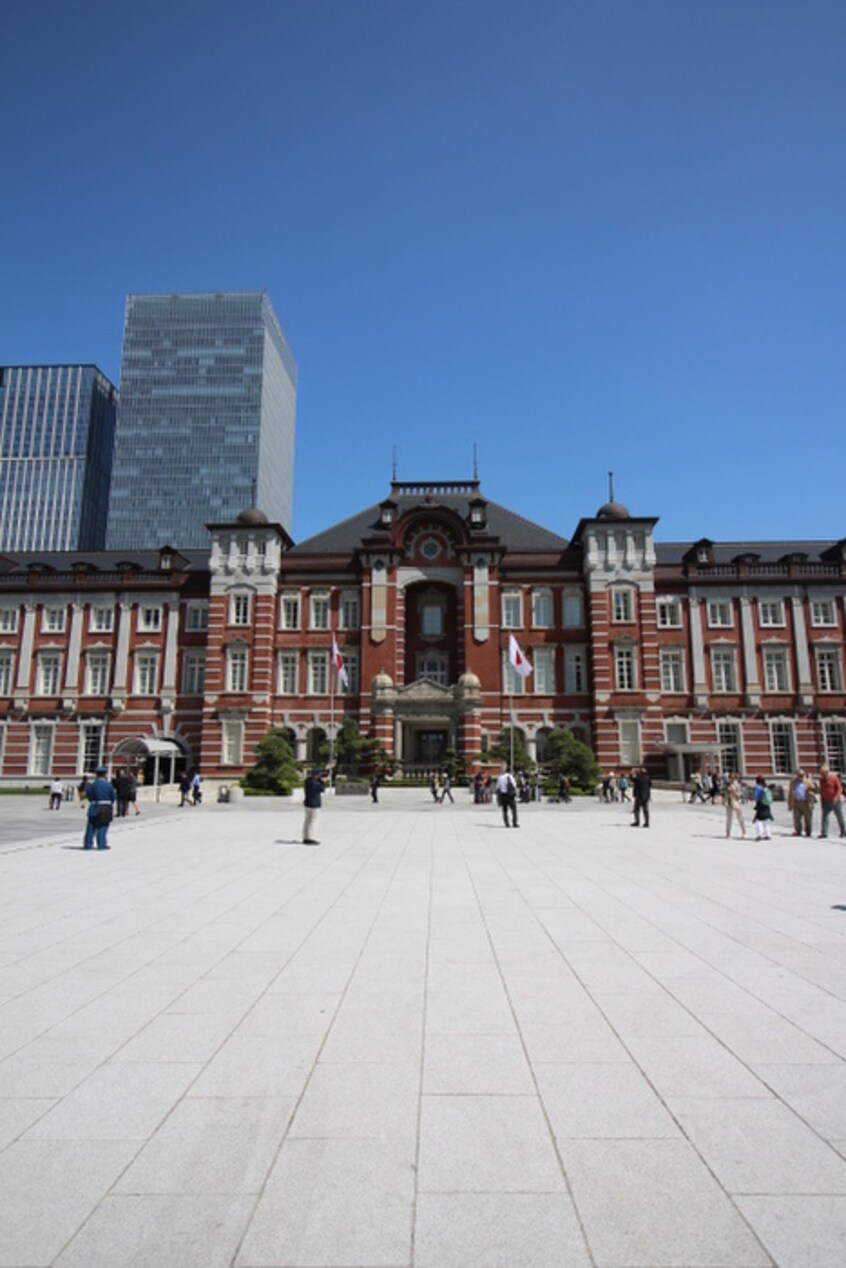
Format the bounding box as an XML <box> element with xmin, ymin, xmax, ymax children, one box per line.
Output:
<box><xmin>106</xmin><ymin>292</ymin><xmax>297</xmax><ymax>549</ymax></box>
<box><xmin>0</xmin><ymin>365</ymin><xmax>118</xmax><ymax>552</ymax></box>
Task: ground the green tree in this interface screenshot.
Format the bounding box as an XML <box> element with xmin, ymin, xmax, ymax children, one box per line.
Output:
<box><xmin>490</xmin><ymin>726</ymin><xmax>533</xmax><ymax>772</ymax></box>
<box><xmin>333</xmin><ymin>717</ymin><xmax>365</xmax><ymax>774</ymax></box>
<box><xmin>441</xmin><ymin>746</ymin><xmax>465</xmax><ymax>784</ymax></box>
<box><xmin>242</xmin><ymin>728</ymin><xmax>299</xmax><ymax>796</ymax></box>
<box><xmin>542</xmin><ymin>728</ymin><xmax>601</xmax><ymax>792</ymax></box>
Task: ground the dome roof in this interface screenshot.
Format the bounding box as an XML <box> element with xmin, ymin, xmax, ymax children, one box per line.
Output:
<box><xmin>237</xmin><ymin>507</ymin><xmax>269</xmax><ymax>526</ymax></box>
<box><xmin>372</xmin><ymin>669</ymin><xmax>394</xmax><ymax>689</ymax></box>
<box><xmin>458</xmin><ymin>670</ymin><xmax>481</xmax><ymax>689</ymax></box>
<box><xmin>596</xmin><ymin>500</ymin><xmax>630</xmax><ymax>521</ymax></box>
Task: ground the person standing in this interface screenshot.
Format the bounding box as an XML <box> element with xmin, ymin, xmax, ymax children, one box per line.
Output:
<box><xmin>84</xmin><ymin>765</ymin><xmax>116</xmax><ymax>850</ymax></box>
<box><xmin>179</xmin><ymin>771</ymin><xmax>192</xmax><ymax>806</ymax></box>
<box><xmin>752</xmin><ymin>776</ymin><xmax>773</xmax><ymax>841</ymax></box>
<box><xmin>370</xmin><ymin>773</ymin><xmax>379</xmax><ymax>803</ymax></box>
<box><xmin>496</xmin><ymin>767</ymin><xmax>519</xmax><ymax>827</ymax></box>
<box><xmin>190</xmin><ymin>770</ymin><xmax>202</xmax><ymax>805</ymax></box>
<box><xmin>114</xmin><ymin>768</ymin><xmax>131</xmax><ymax>817</ymax></box>
<box><xmin>302</xmin><ymin>768</ymin><xmax>325</xmax><ymax>844</ymax></box>
<box><xmin>724</xmin><ymin>773</ymin><xmax>746</xmax><ymax>838</ymax></box>
<box><xmin>818</xmin><ymin>765</ymin><xmax>846</xmax><ymax>839</ymax></box>
<box><xmin>788</xmin><ymin>770</ymin><xmax>815</xmax><ymax>838</ymax></box>
<box><xmin>440</xmin><ymin>772</ymin><xmax>455</xmax><ymax>804</ymax></box>
<box><xmin>49</xmin><ymin>777</ymin><xmax>63</xmax><ymax>810</ymax></box>
<box><xmin>631</xmin><ymin>767</ymin><xmax>651</xmax><ymax>827</ymax></box>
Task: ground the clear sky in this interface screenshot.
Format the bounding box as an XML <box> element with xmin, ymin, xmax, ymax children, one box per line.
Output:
<box><xmin>1</xmin><ymin>0</ymin><xmax>844</xmax><ymax>547</ymax></box>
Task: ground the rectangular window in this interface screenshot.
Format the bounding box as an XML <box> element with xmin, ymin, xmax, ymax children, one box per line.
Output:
<box><xmin>811</xmin><ymin>599</ymin><xmax>837</xmax><ymax>628</ymax></box>
<box><xmin>656</xmin><ymin>598</ymin><xmax>683</xmax><ymax>628</ymax></box>
<box><xmin>665</xmin><ymin>721</ymin><xmax>689</xmax><ymax>745</ymax></box>
<box><xmin>711</xmin><ymin>648</ymin><xmax>737</xmax><ymax>692</ymax></box>
<box><xmin>619</xmin><ymin>719</ymin><xmax>641</xmax><ymax>765</ymax></box>
<box><xmin>134</xmin><ymin>652</ymin><xmax>159</xmax><ymax>696</ymax></box>
<box><xmin>309</xmin><ymin>592</ymin><xmax>330</xmax><ymax>630</ymax></box>
<box><xmin>531</xmin><ymin>590</ymin><xmax>553</xmax><ymax>629</ymax></box>
<box><xmin>280</xmin><ymin>593</ymin><xmax>300</xmax><ymax>630</ymax></box>
<box><xmin>612</xmin><ymin>589</ymin><xmax>634</xmax><ymax>623</ymax></box>
<box><xmin>42</xmin><ymin>606</ymin><xmax>66</xmax><ymax>633</ymax></box>
<box><xmin>185</xmin><ymin>603</ymin><xmax>209</xmax><ymax>632</ymax></box>
<box><xmin>340</xmin><ymin>592</ymin><xmax>360</xmax><ymax>630</ymax></box>
<box><xmin>659</xmin><ymin>648</ymin><xmax>686</xmax><ymax>693</ymax></box>
<box><xmin>138</xmin><ymin>606</ymin><xmax>162</xmax><ymax>633</ymax></box>
<box><xmin>823</xmin><ymin>722</ymin><xmax>846</xmax><ymax>773</ymax></box>
<box><xmin>759</xmin><ymin>600</ymin><xmax>785</xmax><ymax>627</ymax></box>
<box><xmin>226</xmin><ymin>647</ymin><xmax>249</xmax><ymax>692</ymax></box>
<box><xmin>614</xmin><ymin>645</ymin><xmax>636</xmax><ymax>690</ymax></box>
<box><xmin>533</xmin><ymin>646</ymin><xmax>555</xmax><ymax>693</ymax></box>
<box><xmin>565</xmin><ymin>648</ymin><xmax>586</xmax><ymax>694</ymax></box>
<box><xmin>707</xmin><ymin>601</ymin><xmax>733</xmax><ymax>628</ymax></box>
<box><xmin>770</xmin><ymin>722</ymin><xmax>795</xmax><ymax>775</ymax></box>
<box><xmin>816</xmin><ymin>648</ymin><xmax>843</xmax><ymax>693</ymax></box>
<box><xmin>231</xmin><ymin>593</ymin><xmax>251</xmax><ymax>626</ymax></box>
<box><xmin>30</xmin><ymin>723</ymin><xmax>53</xmax><ymax>776</ymax></box>
<box><xmin>0</xmin><ymin>608</ymin><xmax>19</xmax><ymax>633</ymax></box>
<box><xmin>0</xmin><ymin>723</ymin><xmax>4</xmax><ymax>772</ymax></box>
<box><xmin>762</xmin><ymin>647</ymin><xmax>790</xmax><ymax>692</ymax></box>
<box><xmin>502</xmin><ymin>650</ymin><xmax>526</xmax><ymax>694</ymax></box>
<box><xmin>421</xmin><ymin>603</ymin><xmax>443</xmax><ymax>636</ymax></box>
<box><xmin>718</xmin><ymin>721</ymin><xmax>742</xmax><ymax>774</ymax></box>
<box><xmin>278</xmin><ymin>651</ymin><xmax>299</xmax><ymax>695</ymax></box>
<box><xmin>502</xmin><ymin>591</ymin><xmax>522</xmax><ymax>629</ymax></box>
<box><xmin>182</xmin><ymin>651</ymin><xmax>206</xmax><ymax>695</ymax></box>
<box><xmin>85</xmin><ymin>653</ymin><xmax>110</xmax><ymax>696</ymax></box>
<box><xmin>37</xmin><ymin>653</ymin><xmax>62</xmax><ymax>696</ymax></box>
<box><xmin>222</xmin><ymin>719</ymin><xmax>244</xmax><ymax>766</ymax></box>
<box><xmin>344</xmin><ymin>647</ymin><xmax>360</xmax><ymax>694</ymax></box>
<box><xmin>0</xmin><ymin>652</ymin><xmax>13</xmax><ymax>696</ymax></box>
<box><xmin>89</xmin><ymin>606</ymin><xmax>114</xmax><ymax>633</ymax></box>
<box><xmin>80</xmin><ymin>723</ymin><xmax>104</xmax><ymax>772</ymax></box>
<box><xmin>562</xmin><ymin>593</ymin><xmax>583</xmax><ymax>628</ymax></box>
<box><xmin>308</xmin><ymin>650</ymin><xmax>329</xmax><ymax>694</ymax></box>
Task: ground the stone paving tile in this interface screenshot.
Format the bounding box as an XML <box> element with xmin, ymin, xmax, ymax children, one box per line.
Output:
<box><xmin>289</xmin><ymin>1061</ymin><xmax>419</xmax><ymax>1141</ymax></box>
<box><xmin>560</xmin><ymin>1138</ymin><xmax>771</xmax><ymax>1267</ymax></box>
<box><xmin>114</xmin><ymin>1096</ymin><xmax>295</xmax><ymax>1195</ymax></box>
<box><xmin>753</xmin><ymin>1063</ymin><xmax>846</xmax><ymax>1139</ymax></box>
<box><xmin>623</xmin><ymin>1033</ymin><xmax>773</xmax><ymax>1099</ymax></box>
<box><xmin>735</xmin><ymin>1195</ymin><xmax>846</xmax><ymax>1268</ymax></box>
<box><xmin>668</xmin><ymin>1096</ymin><xmax>846</xmax><ymax>1194</ymax></box>
<box><xmin>0</xmin><ymin>1138</ymin><xmax>140</xmax><ymax>1265</ymax></box>
<box><xmin>423</xmin><ymin>1033</ymin><xmax>535</xmax><ymax>1094</ymax></box>
<box><xmin>417</xmin><ymin>1094</ymin><xmax>565</xmax><ymax>1193</ymax></box>
<box><xmin>236</xmin><ymin>1137</ymin><xmax>414</xmax><ymax>1267</ymax></box>
<box><xmin>0</xmin><ymin>1097</ymin><xmax>56</xmax><ymax>1150</ymax></box>
<box><xmin>24</xmin><ymin>1061</ymin><xmax>202</xmax><ymax>1141</ymax></box>
<box><xmin>188</xmin><ymin>1033</ymin><xmax>322</xmax><ymax>1099</ymax></box>
<box><xmin>414</xmin><ymin>1191</ymin><xmax>592</xmax><ymax>1267</ymax></box>
<box><xmin>536</xmin><ymin>1061</ymin><xmax>681</xmax><ymax>1138</ymax></box>
<box><xmin>53</xmin><ymin>1194</ymin><xmax>256</xmax><ymax>1268</ymax></box>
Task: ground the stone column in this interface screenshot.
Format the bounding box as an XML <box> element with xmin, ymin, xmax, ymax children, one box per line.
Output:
<box><xmin>740</xmin><ymin>597</ymin><xmax>760</xmax><ymax>705</ymax></box>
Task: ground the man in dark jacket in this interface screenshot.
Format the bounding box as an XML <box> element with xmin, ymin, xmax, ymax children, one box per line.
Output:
<box><xmin>84</xmin><ymin>765</ymin><xmax>117</xmax><ymax>850</ymax></box>
<box><xmin>632</xmin><ymin>767</ymin><xmax>652</xmax><ymax>828</ymax></box>
<box><xmin>303</xmin><ymin>768</ymin><xmax>325</xmax><ymax>844</ymax></box>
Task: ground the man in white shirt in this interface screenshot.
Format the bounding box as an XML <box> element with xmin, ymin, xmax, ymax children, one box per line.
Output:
<box><xmin>496</xmin><ymin>767</ymin><xmax>519</xmax><ymax>828</ymax></box>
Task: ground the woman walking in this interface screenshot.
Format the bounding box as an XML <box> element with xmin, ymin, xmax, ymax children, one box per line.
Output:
<box><xmin>724</xmin><ymin>773</ymin><xmax>746</xmax><ymax>838</ymax></box>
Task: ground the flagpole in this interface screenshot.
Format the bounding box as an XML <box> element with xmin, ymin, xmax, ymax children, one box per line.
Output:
<box><xmin>329</xmin><ymin>646</ymin><xmax>335</xmax><ymax>793</ymax></box>
<box><xmin>509</xmin><ymin>684</ymin><xmax>515</xmax><ymax>771</ymax></box>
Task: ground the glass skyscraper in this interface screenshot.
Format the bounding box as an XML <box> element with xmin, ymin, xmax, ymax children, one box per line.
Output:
<box><xmin>0</xmin><ymin>365</ymin><xmax>118</xmax><ymax>552</ymax></box>
<box><xmin>106</xmin><ymin>292</ymin><xmax>297</xmax><ymax>549</ymax></box>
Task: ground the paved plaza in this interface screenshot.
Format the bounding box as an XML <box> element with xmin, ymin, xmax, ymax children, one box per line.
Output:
<box><xmin>1</xmin><ymin>788</ymin><xmax>846</xmax><ymax>1267</ymax></box>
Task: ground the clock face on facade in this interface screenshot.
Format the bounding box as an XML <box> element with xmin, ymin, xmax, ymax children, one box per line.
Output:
<box><xmin>420</xmin><ymin>537</ymin><xmax>441</xmax><ymax>560</ymax></box>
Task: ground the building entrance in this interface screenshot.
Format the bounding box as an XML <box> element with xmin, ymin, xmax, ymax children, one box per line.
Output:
<box><xmin>414</xmin><ymin>729</ymin><xmax>448</xmax><ymax>767</ymax></box>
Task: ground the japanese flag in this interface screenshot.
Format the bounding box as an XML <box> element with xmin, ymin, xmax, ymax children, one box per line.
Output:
<box><xmin>332</xmin><ymin>635</ymin><xmax>349</xmax><ymax>690</ymax></box>
<box><xmin>508</xmin><ymin>633</ymin><xmax>533</xmax><ymax>680</ymax></box>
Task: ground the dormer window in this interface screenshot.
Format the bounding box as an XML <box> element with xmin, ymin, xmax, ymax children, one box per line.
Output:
<box><xmin>379</xmin><ymin>500</ymin><xmax>397</xmax><ymax>528</ymax></box>
<box><xmin>159</xmin><ymin>549</ymin><xmax>173</xmax><ymax>571</ymax></box>
<box><xmin>469</xmin><ymin>497</ymin><xmax>487</xmax><ymax>528</ymax></box>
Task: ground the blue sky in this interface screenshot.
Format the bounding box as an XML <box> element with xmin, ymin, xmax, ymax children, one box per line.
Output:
<box><xmin>2</xmin><ymin>1</ymin><xmax>844</xmax><ymax>546</ymax></box>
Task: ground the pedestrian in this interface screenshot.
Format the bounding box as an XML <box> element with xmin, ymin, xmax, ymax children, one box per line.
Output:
<box><xmin>708</xmin><ymin>771</ymin><xmax>720</xmax><ymax>804</ymax></box>
<box><xmin>558</xmin><ymin>773</ymin><xmax>571</xmax><ymax>804</ymax></box>
<box><xmin>302</xmin><ymin>767</ymin><xmax>325</xmax><ymax>844</ymax></box>
<box><xmin>473</xmin><ymin>771</ymin><xmax>484</xmax><ymax>804</ymax></box>
<box><xmin>753</xmin><ymin>776</ymin><xmax>773</xmax><ymax>841</ymax></box>
<box><xmin>618</xmin><ymin>771</ymin><xmax>629</xmax><ymax>802</ymax></box>
<box><xmin>496</xmin><ymin>767</ymin><xmax>519</xmax><ymax>827</ymax></box>
<box><xmin>724</xmin><ymin>773</ymin><xmax>746</xmax><ymax>838</ymax></box>
<box><xmin>191</xmin><ymin>770</ymin><xmax>202</xmax><ymax>805</ymax></box>
<box><xmin>818</xmin><ymin>765</ymin><xmax>846</xmax><ymax>839</ymax></box>
<box><xmin>631</xmin><ymin>767</ymin><xmax>651</xmax><ymax>827</ymax></box>
<box><xmin>429</xmin><ymin>773</ymin><xmax>440</xmax><ymax>803</ymax></box>
<box><xmin>49</xmin><ymin>776</ymin><xmax>63</xmax><ymax>810</ymax></box>
<box><xmin>689</xmin><ymin>771</ymin><xmax>707</xmax><ymax>803</ymax></box>
<box><xmin>370</xmin><ymin>772</ymin><xmax>379</xmax><ymax>803</ymax></box>
<box><xmin>113</xmin><ymin>767</ymin><xmax>132</xmax><ymax>817</ymax></box>
<box><xmin>787</xmin><ymin>770</ymin><xmax>815</xmax><ymax>838</ymax></box>
<box><xmin>440</xmin><ymin>772</ymin><xmax>455</xmax><ymax>803</ymax></box>
<box><xmin>127</xmin><ymin>770</ymin><xmax>141</xmax><ymax>815</ymax></box>
<box><xmin>84</xmin><ymin>765</ymin><xmax>116</xmax><ymax>850</ymax></box>
<box><xmin>179</xmin><ymin>771</ymin><xmax>192</xmax><ymax>806</ymax></box>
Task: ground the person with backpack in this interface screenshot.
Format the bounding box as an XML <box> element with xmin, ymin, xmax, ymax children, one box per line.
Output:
<box><xmin>83</xmin><ymin>766</ymin><xmax>117</xmax><ymax>851</ymax></box>
<box><xmin>496</xmin><ymin>767</ymin><xmax>519</xmax><ymax>827</ymax></box>
<box><xmin>753</xmin><ymin>776</ymin><xmax>773</xmax><ymax>841</ymax></box>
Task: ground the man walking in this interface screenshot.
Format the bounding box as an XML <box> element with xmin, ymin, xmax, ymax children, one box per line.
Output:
<box><xmin>818</xmin><ymin>765</ymin><xmax>846</xmax><ymax>839</ymax></box>
<box><xmin>83</xmin><ymin>765</ymin><xmax>117</xmax><ymax>850</ymax></box>
<box><xmin>496</xmin><ymin>767</ymin><xmax>519</xmax><ymax>828</ymax></box>
<box><xmin>632</xmin><ymin>766</ymin><xmax>651</xmax><ymax>828</ymax></box>
<box><xmin>788</xmin><ymin>769</ymin><xmax>815</xmax><ymax>837</ymax></box>
<box><xmin>302</xmin><ymin>768</ymin><xmax>325</xmax><ymax>845</ymax></box>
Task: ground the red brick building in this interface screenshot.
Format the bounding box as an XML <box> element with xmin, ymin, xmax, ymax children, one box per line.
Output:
<box><xmin>0</xmin><ymin>480</ymin><xmax>843</xmax><ymax>786</ymax></box>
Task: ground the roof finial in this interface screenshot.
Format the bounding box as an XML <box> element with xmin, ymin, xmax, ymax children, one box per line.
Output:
<box><xmin>608</xmin><ymin>471</ymin><xmax>615</xmax><ymax>503</ymax></box>
<box><xmin>392</xmin><ymin>445</ymin><xmax>397</xmax><ymax>482</ymax></box>
<box><xmin>250</xmin><ymin>476</ymin><xmax>257</xmax><ymax>506</ymax></box>
<box><xmin>473</xmin><ymin>442</ymin><xmax>479</xmax><ymax>481</ymax></box>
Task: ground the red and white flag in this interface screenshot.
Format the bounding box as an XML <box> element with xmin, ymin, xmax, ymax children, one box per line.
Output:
<box><xmin>332</xmin><ymin>635</ymin><xmax>349</xmax><ymax>690</ymax></box>
<box><xmin>508</xmin><ymin>633</ymin><xmax>533</xmax><ymax>680</ymax></box>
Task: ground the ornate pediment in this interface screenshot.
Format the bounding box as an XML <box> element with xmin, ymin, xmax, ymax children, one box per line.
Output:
<box><xmin>398</xmin><ymin>678</ymin><xmax>454</xmax><ymax>701</ymax></box>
